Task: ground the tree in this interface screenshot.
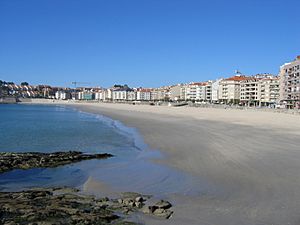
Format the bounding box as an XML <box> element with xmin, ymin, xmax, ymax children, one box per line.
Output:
<box><xmin>21</xmin><ymin>82</ymin><xmax>29</xmax><ymax>86</ymax></box>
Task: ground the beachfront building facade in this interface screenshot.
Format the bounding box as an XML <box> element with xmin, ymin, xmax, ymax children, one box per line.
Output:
<box><xmin>185</xmin><ymin>83</ymin><xmax>197</xmax><ymax>101</ymax></box>
<box><xmin>195</xmin><ymin>83</ymin><xmax>207</xmax><ymax>101</ymax></box>
<box><xmin>180</xmin><ymin>82</ymin><xmax>212</xmax><ymax>102</ymax></box>
<box><xmin>136</xmin><ymin>88</ymin><xmax>152</xmax><ymax>101</ymax></box>
<box><xmin>260</xmin><ymin>76</ymin><xmax>280</xmax><ymax>106</ymax></box>
<box><xmin>169</xmin><ymin>85</ymin><xmax>182</xmax><ymax>101</ymax></box>
<box><xmin>211</xmin><ymin>78</ymin><xmax>223</xmax><ymax>103</ymax></box>
<box><xmin>151</xmin><ymin>87</ymin><xmax>169</xmax><ymax>101</ymax></box>
<box><xmin>228</xmin><ymin>74</ymin><xmax>280</xmax><ymax>107</ymax></box>
<box><xmin>204</xmin><ymin>81</ymin><xmax>212</xmax><ymax>102</ymax></box>
<box><xmin>279</xmin><ymin>56</ymin><xmax>300</xmax><ymax>109</ymax></box>
<box><xmin>112</xmin><ymin>87</ymin><xmax>133</xmax><ymax>101</ymax></box>
<box><xmin>55</xmin><ymin>90</ymin><xmax>71</xmax><ymax>100</ymax></box>
<box><xmin>218</xmin><ymin>75</ymin><xmax>248</xmax><ymax>104</ymax></box>
<box><xmin>106</xmin><ymin>89</ymin><xmax>113</xmax><ymax>101</ymax></box>
<box><xmin>240</xmin><ymin>77</ymin><xmax>261</xmax><ymax>106</ymax></box>
<box><xmin>180</xmin><ymin>85</ymin><xmax>187</xmax><ymax>100</ymax></box>
<box><xmin>95</xmin><ymin>90</ymin><xmax>108</xmax><ymax>101</ymax></box>
<box><xmin>78</xmin><ymin>91</ymin><xmax>94</xmax><ymax>100</ymax></box>
<box><xmin>127</xmin><ymin>90</ymin><xmax>136</xmax><ymax>101</ymax></box>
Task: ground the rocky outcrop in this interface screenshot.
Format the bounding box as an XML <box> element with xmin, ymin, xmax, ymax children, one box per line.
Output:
<box><xmin>0</xmin><ymin>188</ymin><xmax>174</xmax><ymax>224</ymax></box>
<box><xmin>114</xmin><ymin>192</ymin><xmax>151</xmax><ymax>214</ymax></box>
<box><xmin>0</xmin><ymin>151</ymin><xmax>113</xmax><ymax>173</ymax></box>
<box><xmin>0</xmin><ymin>151</ymin><xmax>174</xmax><ymax>223</ymax></box>
<box><xmin>0</xmin><ymin>187</ymin><xmax>136</xmax><ymax>225</ymax></box>
<box><xmin>142</xmin><ymin>200</ymin><xmax>173</xmax><ymax>219</ymax></box>
<box><xmin>114</xmin><ymin>192</ymin><xmax>174</xmax><ymax>219</ymax></box>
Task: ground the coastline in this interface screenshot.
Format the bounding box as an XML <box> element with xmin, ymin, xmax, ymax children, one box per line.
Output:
<box><xmin>21</xmin><ymin>100</ymin><xmax>300</xmax><ymax>225</ymax></box>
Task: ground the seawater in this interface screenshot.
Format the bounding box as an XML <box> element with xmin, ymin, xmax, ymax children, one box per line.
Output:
<box><xmin>0</xmin><ymin>104</ymin><xmax>205</xmax><ymax>197</ymax></box>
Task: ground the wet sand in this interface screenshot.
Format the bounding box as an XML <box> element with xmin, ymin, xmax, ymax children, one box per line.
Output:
<box><xmin>25</xmin><ymin>101</ymin><xmax>300</xmax><ymax>225</ymax></box>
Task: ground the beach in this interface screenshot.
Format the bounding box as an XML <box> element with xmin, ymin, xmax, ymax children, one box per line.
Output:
<box><xmin>24</xmin><ymin>101</ymin><xmax>300</xmax><ymax>225</ymax></box>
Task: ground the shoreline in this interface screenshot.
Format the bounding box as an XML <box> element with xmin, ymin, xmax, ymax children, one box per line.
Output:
<box><xmin>19</xmin><ymin>100</ymin><xmax>300</xmax><ymax>225</ymax></box>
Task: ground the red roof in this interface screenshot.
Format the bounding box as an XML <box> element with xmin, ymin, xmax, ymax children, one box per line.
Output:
<box><xmin>137</xmin><ymin>88</ymin><xmax>152</xmax><ymax>92</ymax></box>
<box><xmin>190</xmin><ymin>82</ymin><xmax>208</xmax><ymax>86</ymax></box>
<box><xmin>225</xmin><ymin>75</ymin><xmax>249</xmax><ymax>81</ymax></box>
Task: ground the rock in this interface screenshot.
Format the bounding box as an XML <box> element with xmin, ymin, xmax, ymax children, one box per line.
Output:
<box><xmin>0</xmin><ymin>187</ymin><xmax>138</xmax><ymax>225</ymax></box>
<box><xmin>142</xmin><ymin>205</ymin><xmax>158</xmax><ymax>214</ymax></box>
<box><xmin>134</xmin><ymin>201</ymin><xmax>143</xmax><ymax>208</ymax></box>
<box><xmin>122</xmin><ymin>198</ymin><xmax>133</xmax><ymax>206</ymax></box>
<box><xmin>135</xmin><ymin>196</ymin><xmax>144</xmax><ymax>202</ymax></box>
<box><xmin>128</xmin><ymin>201</ymin><xmax>135</xmax><ymax>207</ymax></box>
<box><xmin>153</xmin><ymin>208</ymin><xmax>173</xmax><ymax>219</ymax></box>
<box><xmin>140</xmin><ymin>200</ymin><xmax>173</xmax><ymax>219</ymax></box>
<box><xmin>0</xmin><ymin>151</ymin><xmax>113</xmax><ymax>174</ymax></box>
<box><xmin>121</xmin><ymin>192</ymin><xmax>141</xmax><ymax>199</ymax></box>
<box><xmin>154</xmin><ymin>200</ymin><xmax>172</xmax><ymax>209</ymax></box>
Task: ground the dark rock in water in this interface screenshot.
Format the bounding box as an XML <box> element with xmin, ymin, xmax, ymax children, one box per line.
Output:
<box><xmin>0</xmin><ymin>187</ymin><xmax>174</xmax><ymax>224</ymax></box>
<box><xmin>0</xmin><ymin>187</ymin><xmax>137</xmax><ymax>225</ymax></box>
<box><xmin>141</xmin><ymin>200</ymin><xmax>174</xmax><ymax>219</ymax></box>
<box><xmin>152</xmin><ymin>208</ymin><xmax>173</xmax><ymax>219</ymax></box>
<box><xmin>0</xmin><ymin>151</ymin><xmax>113</xmax><ymax>173</ymax></box>
<box><xmin>154</xmin><ymin>200</ymin><xmax>172</xmax><ymax>209</ymax></box>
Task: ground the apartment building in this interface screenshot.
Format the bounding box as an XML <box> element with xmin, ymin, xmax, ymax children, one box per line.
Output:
<box><xmin>55</xmin><ymin>90</ymin><xmax>71</xmax><ymax>100</ymax></box>
<box><xmin>169</xmin><ymin>85</ymin><xmax>182</xmax><ymax>101</ymax></box>
<box><xmin>203</xmin><ymin>81</ymin><xmax>212</xmax><ymax>102</ymax></box>
<box><xmin>78</xmin><ymin>91</ymin><xmax>94</xmax><ymax>100</ymax></box>
<box><xmin>195</xmin><ymin>83</ymin><xmax>207</xmax><ymax>101</ymax></box>
<box><xmin>151</xmin><ymin>88</ymin><xmax>169</xmax><ymax>101</ymax></box>
<box><xmin>95</xmin><ymin>90</ymin><xmax>108</xmax><ymax>101</ymax></box>
<box><xmin>238</xmin><ymin>74</ymin><xmax>280</xmax><ymax>106</ymax></box>
<box><xmin>185</xmin><ymin>83</ymin><xmax>198</xmax><ymax>100</ymax></box>
<box><xmin>181</xmin><ymin>82</ymin><xmax>212</xmax><ymax>102</ymax></box>
<box><xmin>240</xmin><ymin>77</ymin><xmax>261</xmax><ymax>106</ymax></box>
<box><xmin>279</xmin><ymin>56</ymin><xmax>300</xmax><ymax>109</ymax></box>
<box><xmin>136</xmin><ymin>88</ymin><xmax>152</xmax><ymax>101</ymax></box>
<box><xmin>112</xmin><ymin>87</ymin><xmax>132</xmax><ymax>101</ymax></box>
<box><xmin>211</xmin><ymin>78</ymin><xmax>223</xmax><ymax>103</ymax></box>
<box><xmin>260</xmin><ymin>76</ymin><xmax>280</xmax><ymax>106</ymax></box>
<box><xmin>180</xmin><ymin>85</ymin><xmax>187</xmax><ymax>100</ymax></box>
<box><xmin>219</xmin><ymin>75</ymin><xmax>248</xmax><ymax>104</ymax></box>
<box><xmin>127</xmin><ymin>91</ymin><xmax>136</xmax><ymax>101</ymax></box>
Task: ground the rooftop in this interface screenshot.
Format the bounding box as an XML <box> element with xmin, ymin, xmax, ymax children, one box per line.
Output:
<box><xmin>224</xmin><ymin>75</ymin><xmax>249</xmax><ymax>81</ymax></box>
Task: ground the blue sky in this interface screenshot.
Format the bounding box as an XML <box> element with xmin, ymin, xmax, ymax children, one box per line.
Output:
<box><xmin>0</xmin><ymin>0</ymin><xmax>299</xmax><ymax>87</ymax></box>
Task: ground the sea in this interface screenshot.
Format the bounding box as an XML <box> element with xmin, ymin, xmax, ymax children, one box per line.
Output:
<box><xmin>0</xmin><ymin>104</ymin><xmax>204</xmax><ymax>197</ymax></box>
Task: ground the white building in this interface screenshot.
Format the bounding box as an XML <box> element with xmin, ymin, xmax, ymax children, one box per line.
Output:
<box><xmin>55</xmin><ymin>91</ymin><xmax>70</xmax><ymax>100</ymax></box>
<box><xmin>136</xmin><ymin>88</ymin><xmax>152</xmax><ymax>101</ymax></box>
<box><xmin>184</xmin><ymin>82</ymin><xmax>211</xmax><ymax>102</ymax></box>
<box><xmin>94</xmin><ymin>89</ymin><xmax>109</xmax><ymax>101</ymax></box>
<box><xmin>112</xmin><ymin>87</ymin><xmax>134</xmax><ymax>101</ymax></box>
<box><xmin>240</xmin><ymin>77</ymin><xmax>261</xmax><ymax>106</ymax></box>
<box><xmin>151</xmin><ymin>88</ymin><xmax>169</xmax><ymax>101</ymax></box>
<box><xmin>211</xmin><ymin>78</ymin><xmax>223</xmax><ymax>103</ymax></box>
<box><xmin>112</xmin><ymin>89</ymin><xmax>127</xmax><ymax>101</ymax></box>
<box><xmin>260</xmin><ymin>76</ymin><xmax>280</xmax><ymax>106</ymax></box>
<box><xmin>107</xmin><ymin>89</ymin><xmax>113</xmax><ymax>101</ymax></box>
<box><xmin>127</xmin><ymin>91</ymin><xmax>136</xmax><ymax>101</ymax></box>
<box><xmin>185</xmin><ymin>83</ymin><xmax>198</xmax><ymax>100</ymax></box>
<box><xmin>195</xmin><ymin>84</ymin><xmax>206</xmax><ymax>101</ymax></box>
<box><xmin>279</xmin><ymin>56</ymin><xmax>300</xmax><ymax>109</ymax></box>
<box><xmin>169</xmin><ymin>85</ymin><xmax>183</xmax><ymax>101</ymax></box>
<box><xmin>219</xmin><ymin>75</ymin><xmax>248</xmax><ymax>104</ymax></box>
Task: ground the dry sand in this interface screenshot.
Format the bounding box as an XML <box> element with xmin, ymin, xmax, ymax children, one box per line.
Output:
<box><xmin>26</xmin><ymin>100</ymin><xmax>300</xmax><ymax>225</ymax></box>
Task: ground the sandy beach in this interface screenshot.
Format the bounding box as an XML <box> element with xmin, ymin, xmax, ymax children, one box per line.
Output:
<box><xmin>25</xmin><ymin>100</ymin><xmax>300</xmax><ymax>225</ymax></box>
